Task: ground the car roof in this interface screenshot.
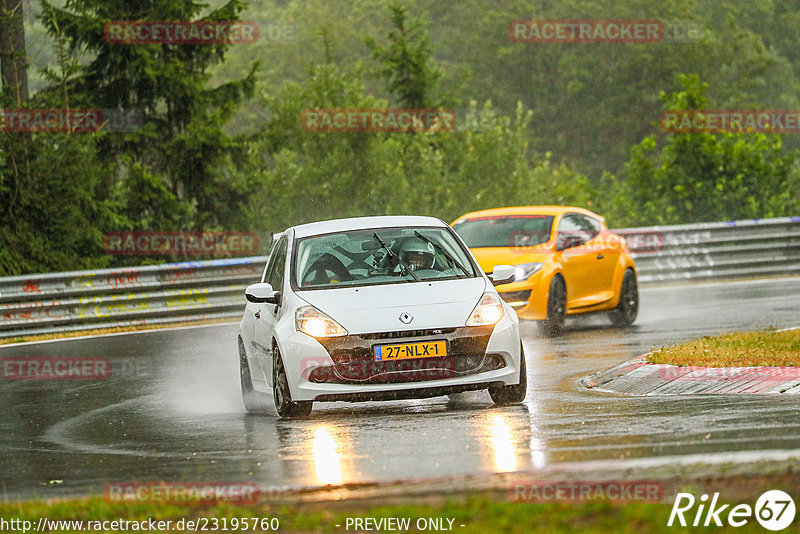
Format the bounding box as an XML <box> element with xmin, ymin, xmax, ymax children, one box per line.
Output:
<box><xmin>291</xmin><ymin>215</ymin><xmax>448</xmax><ymax>238</ymax></box>
<box><xmin>452</xmin><ymin>205</ymin><xmax>604</xmax><ymax>223</ymax></box>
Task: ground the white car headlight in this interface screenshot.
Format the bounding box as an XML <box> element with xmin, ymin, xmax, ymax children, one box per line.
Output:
<box><xmin>466</xmin><ymin>293</ymin><xmax>505</xmax><ymax>326</ymax></box>
<box><xmin>295</xmin><ymin>306</ymin><xmax>348</xmax><ymax>337</ymax></box>
<box><xmin>514</xmin><ymin>262</ymin><xmax>543</xmax><ymax>282</ymax></box>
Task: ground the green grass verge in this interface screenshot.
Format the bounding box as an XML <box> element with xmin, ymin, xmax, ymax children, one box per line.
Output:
<box><xmin>0</xmin><ymin>495</ymin><xmax>776</xmax><ymax>533</ymax></box>
<box><xmin>648</xmin><ymin>328</ymin><xmax>800</xmax><ymax>367</ymax></box>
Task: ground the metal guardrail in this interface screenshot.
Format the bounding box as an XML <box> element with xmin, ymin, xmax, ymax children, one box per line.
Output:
<box><xmin>1</xmin><ymin>216</ymin><xmax>798</xmax><ymax>339</ymax></box>
<box><xmin>0</xmin><ymin>257</ymin><xmax>266</xmax><ymax>339</ymax></box>
<box><xmin>618</xmin><ymin>216</ymin><xmax>800</xmax><ymax>283</ymax></box>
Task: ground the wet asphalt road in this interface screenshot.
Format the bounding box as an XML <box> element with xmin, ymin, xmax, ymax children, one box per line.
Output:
<box><xmin>1</xmin><ymin>277</ymin><xmax>799</xmax><ymax>500</ymax></box>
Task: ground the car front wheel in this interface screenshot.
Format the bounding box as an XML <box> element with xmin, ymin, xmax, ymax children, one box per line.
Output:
<box><xmin>273</xmin><ymin>346</ymin><xmax>313</xmax><ymax>418</ymax></box>
<box><xmin>538</xmin><ymin>275</ymin><xmax>566</xmax><ymax>336</ymax></box>
<box><xmin>489</xmin><ymin>343</ymin><xmax>527</xmax><ymax>405</ymax></box>
<box><xmin>239</xmin><ymin>338</ymin><xmax>270</xmax><ymax>413</ymax></box>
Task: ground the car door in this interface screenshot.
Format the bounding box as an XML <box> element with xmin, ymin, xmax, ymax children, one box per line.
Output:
<box><xmin>253</xmin><ymin>235</ymin><xmax>288</xmax><ymax>387</ymax></box>
<box><xmin>560</xmin><ymin>213</ymin><xmax>617</xmax><ymax>308</ymax></box>
<box><xmin>583</xmin><ymin>215</ymin><xmax>619</xmax><ymax>299</ymax></box>
<box><xmin>240</xmin><ymin>239</ymin><xmax>277</xmax><ymax>364</ymax></box>
<box><xmin>556</xmin><ymin>213</ymin><xmax>597</xmax><ymax>309</ymax></box>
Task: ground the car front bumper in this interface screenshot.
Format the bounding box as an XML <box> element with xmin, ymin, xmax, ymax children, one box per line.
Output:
<box><xmin>496</xmin><ymin>274</ymin><xmax>548</xmax><ymax>321</ymax></box>
<box><xmin>278</xmin><ymin>311</ymin><xmax>522</xmax><ymax>402</ymax></box>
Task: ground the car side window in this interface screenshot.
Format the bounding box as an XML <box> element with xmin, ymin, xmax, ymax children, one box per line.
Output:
<box><xmin>558</xmin><ymin>213</ymin><xmax>601</xmax><ymax>249</ymax></box>
<box><xmin>557</xmin><ymin>214</ymin><xmax>584</xmax><ymax>249</ymax></box>
<box><xmin>577</xmin><ymin>214</ymin><xmax>601</xmax><ymax>242</ymax></box>
<box><xmin>264</xmin><ymin>237</ymin><xmax>288</xmax><ymax>292</ymax></box>
<box><xmin>260</xmin><ymin>237</ymin><xmax>279</xmax><ymax>282</ymax></box>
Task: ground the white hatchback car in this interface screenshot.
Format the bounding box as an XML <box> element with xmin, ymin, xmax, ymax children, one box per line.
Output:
<box><xmin>238</xmin><ymin>216</ymin><xmax>526</xmax><ymax>418</ymax></box>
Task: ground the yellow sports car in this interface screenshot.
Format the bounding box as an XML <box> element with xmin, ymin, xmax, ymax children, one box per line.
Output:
<box><xmin>452</xmin><ymin>206</ymin><xmax>638</xmax><ymax>335</ymax></box>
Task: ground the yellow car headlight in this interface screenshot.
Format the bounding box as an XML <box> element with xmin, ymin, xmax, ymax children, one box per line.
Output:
<box><xmin>295</xmin><ymin>306</ymin><xmax>348</xmax><ymax>337</ymax></box>
<box><xmin>466</xmin><ymin>293</ymin><xmax>505</xmax><ymax>327</ymax></box>
<box><xmin>513</xmin><ymin>262</ymin><xmax>543</xmax><ymax>282</ymax></box>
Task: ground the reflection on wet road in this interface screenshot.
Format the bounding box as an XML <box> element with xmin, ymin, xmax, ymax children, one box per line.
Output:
<box><xmin>1</xmin><ymin>277</ymin><xmax>799</xmax><ymax>499</ymax></box>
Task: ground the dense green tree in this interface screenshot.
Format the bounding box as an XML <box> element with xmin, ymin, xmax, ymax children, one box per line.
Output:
<box><xmin>39</xmin><ymin>0</ymin><xmax>257</xmax><ymax>232</ymax></box>
<box><xmin>244</xmin><ymin>62</ymin><xmax>595</xmax><ymax>233</ymax></box>
<box><xmin>21</xmin><ymin>0</ymin><xmax>800</xmax><ymax>180</ymax></box>
<box><xmin>0</xmin><ymin>0</ymin><xmax>121</xmax><ymax>276</ymax></box>
<box><xmin>365</xmin><ymin>3</ymin><xmax>442</xmax><ymax>109</ymax></box>
<box><xmin>606</xmin><ymin>75</ymin><xmax>799</xmax><ymax>226</ymax></box>
<box><xmin>5</xmin><ymin>0</ymin><xmax>800</xmax><ymax>275</ymax></box>
<box><xmin>0</xmin><ymin>0</ymin><xmax>30</xmax><ymax>102</ymax></box>
<box><xmin>0</xmin><ymin>131</ymin><xmax>121</xmax><ymax>275</ymax></box>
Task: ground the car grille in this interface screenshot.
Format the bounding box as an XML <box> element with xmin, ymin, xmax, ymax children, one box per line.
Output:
<box><xmin>358</xmin><ymin>328</ymin><xmax>457</xmax><ymax>340</ymax></box>
<box><xmin>311</xmin><ymin>325</ymin><xmax>503</xmax><ymax>384</ymax></box>
<box><xmin>308</xmin><ymin>353</ymin><xmax>506</xmax><ymax>384</ymax></box>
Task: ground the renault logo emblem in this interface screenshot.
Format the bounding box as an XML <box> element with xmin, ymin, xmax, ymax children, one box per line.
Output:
<box><xmin>399</xmin><ymin>313</ymin><xmax>413</xmax><ymax>324</ymax></box>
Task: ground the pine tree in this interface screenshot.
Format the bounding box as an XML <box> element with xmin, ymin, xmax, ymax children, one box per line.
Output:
<box><xmin>365</xmin><ymin>4</ymin><xmax>441</xmax><ymax>109</ymax></box>
<box><xmin>40</xmin><ymin>0</ymin><xmax>257</xmax><ymax>230</ymax></box>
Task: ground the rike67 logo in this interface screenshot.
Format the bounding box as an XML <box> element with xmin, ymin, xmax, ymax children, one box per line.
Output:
<box><xmin>668</xmin><ymin>490</ymin><xmax>796</xmax><ymax>531</ymax></box>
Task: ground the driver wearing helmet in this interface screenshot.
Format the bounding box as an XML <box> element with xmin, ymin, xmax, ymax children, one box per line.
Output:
<box><xmin>400</xmin><ymin>237</ymin><xmax>436</xmax><ymax>271</ymax></box>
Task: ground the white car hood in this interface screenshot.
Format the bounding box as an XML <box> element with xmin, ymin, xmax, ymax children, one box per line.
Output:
<box><xmin>296</xmin><ymin>277</ymin><xmax>488</xmax><ymax>334</ymax></box>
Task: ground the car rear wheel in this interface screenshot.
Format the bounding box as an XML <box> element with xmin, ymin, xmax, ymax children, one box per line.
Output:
<box><xmin>273</xmin><ymin>346</ymin><xmax>313</xmax><ymax>418</ymax></box>
<box><xmin>489</xmin><ymin>343</ymin><xmax>527</xmax><ymax>404</ymax></box>
<box><xmin>239</xmin><ymin>338</ymin><xmax>270</xmax><ymax>413</ymax></box>
<box><xmin>538</xmin><ymin>275</ymin><xmax>566</xmax><ymax>336</ymax></box>
<box><xmin>609</xmin><ymin>269</ymin><xmax>639</xmax><ymax>327</ymax></box>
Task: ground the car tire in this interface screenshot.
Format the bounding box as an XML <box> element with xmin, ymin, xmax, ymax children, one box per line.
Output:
<box><xmin>609</xmin><ymin>269</ymin><xmax>639</xmax><ymax>327</ymax></box>
<box><xmin>239</xmin><ymin>338</ymin><xmax>270</xmax><ymax>413</ymax></box>
<box><xmin>538</xmin><ymin>275</ymin><xmax>566</xmax><ymax>337</ymax></box>
<box><xmin>489</xmin><ymin>343</ymin><xmax>527</xmax><ymax>405</ymax></box>
<box><xmin>273</xmin><ymin>346</ymin><xmax>313</xmax><ymax>418</ymax></box>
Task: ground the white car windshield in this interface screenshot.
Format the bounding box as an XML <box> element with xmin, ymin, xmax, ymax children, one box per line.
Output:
<box><xmin>293</xmin><ymin>227</ymin><xmax>477</xmax><ymax>290</ymax></box>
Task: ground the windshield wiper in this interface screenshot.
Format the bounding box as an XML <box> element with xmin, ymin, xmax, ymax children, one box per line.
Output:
<box><xmin>414</xmin><ymin>231</ymin><xmax>471</xmax><ymax>278</ymax></box>
<box><xmin>373</xmin><ymin>232</ymin><xmax>421</xmax><ymax>282</ymax></box>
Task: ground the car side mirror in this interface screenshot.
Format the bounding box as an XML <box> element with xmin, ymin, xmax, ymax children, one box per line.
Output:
<box><xmin>489</xmin><ymin>265</ymin><xmax>516</xmax><ymax>286</ymax></box>
<box><xmin>245</xmin><ymin>283</ymin><xmax>280</xmax><ymax>305</ymax></box>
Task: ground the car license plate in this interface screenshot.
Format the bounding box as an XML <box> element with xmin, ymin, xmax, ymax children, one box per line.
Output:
<box><xmin>373</xmin><ymin>340</ymin><xmax>447</xmax><ymax>361</ymax></box>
